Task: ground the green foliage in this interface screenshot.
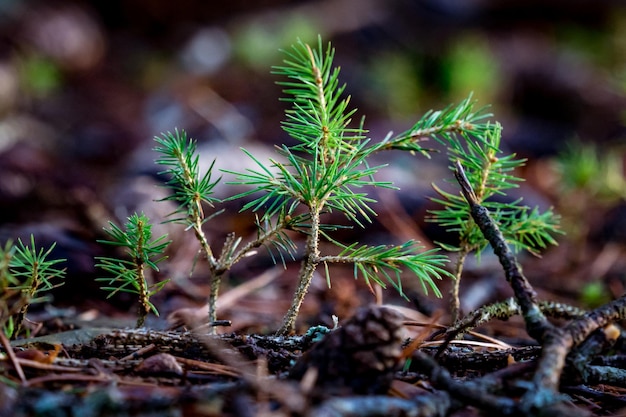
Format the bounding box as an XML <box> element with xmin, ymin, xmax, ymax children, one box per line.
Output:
<box><xmin>274</xmin><ymin>39</ymin><xmax>364</xmax><ymax>151</ymax></box>
<box><xmin>431</xmin><ymin>124</ymin><xmax>561</xmax><ymax>256</ymax></box>
<box><xmin>322</xmin><ymin>240</ymin><xmax>449</xmax><ymax>298</ymax></box>
<box><xmin>428</xmin><ymin>111</ymin><xmax>562</xmax><ymax>322</ymax></box>
<box><xmin>0</xmin><ymin>236</ymin><xmax>66</xmax><ymax>338</ymax></box>
<box><xmin>11</xmin><ymin>236</ymin><xmax>65</xmax><ymax>301</ymax></box>
<box><xmin>154</xmin><ymin>129</ymin><xmax>222</xmax><ymax>227</ymax></box>
<box><xmin>154</xmin><ymin>129</ymin><xmax>226</xmax><ymax>328</ymax></box>
<box><xmin>227</xmin><ymin>142</ymin><xmax>392</xmax><ymax>227</ymax></box>
<box><xmin>226</xmin><ymin>37</ymin><xmax>454</xmax><ymax>334</ymax></box>
<box><xmin>383</xmin><ymin>93</ymin><xmax>492</xmax><ymax>155</ymax></box>
<box><xmin>253</xmin><ymin>214</ymin><xmax>300</xmax><ymax>267</ymax></box>
<box><xmin>95</xmin><ymin>212</ymin><xmax>170</xmax><ymax>327</ymax></box>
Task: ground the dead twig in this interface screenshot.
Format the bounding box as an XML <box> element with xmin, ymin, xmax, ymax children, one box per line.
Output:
<box><xmin>0</xmin><ymin>331</ymin><xmax>26</xmax><ymax>384</ymax></box>
<box><xmin>454</xmin><ymin>161</ymin><xmax>603</xmax><ymax>416</ymax></box>
<box><xmin>454</xmin><ymin>161</ymin><xmax>552</xmax><ymax>342</ymax></box>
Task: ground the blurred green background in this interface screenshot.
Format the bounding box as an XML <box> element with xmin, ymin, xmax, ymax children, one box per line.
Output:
<box><xmin>2</xmin><ymin>0</ymin><xmax>625</xmax><ymax>158</ymax></box>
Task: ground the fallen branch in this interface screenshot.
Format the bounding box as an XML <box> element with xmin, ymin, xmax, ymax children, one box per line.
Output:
<box><xmin>452</xmin><ymin>160</ymin><xmax>626</xmax><ymax>415</ymax></box>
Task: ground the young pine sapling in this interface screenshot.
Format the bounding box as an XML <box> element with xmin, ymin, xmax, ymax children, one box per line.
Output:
<box><xmin>429</xmin><ymin>120</ymin><xmax>562</xmax><ymax>323</ymax></box>
<box><xmin>225</xmin><ymin>38</ymin><xmax>454</xmax><ymax>335</ymax></box>
<box><xmin>154</xmin><ymin>130</ymin><xmax>224</xmax><ymax>329</ymax></box>
<box><xmin>96</xmin><ymin>212</ymin><xmax>170</xmax><ymax>328</ymax></box>
<box><xmin>2</xmin><ymin>236</ymin><xmax>65</xmax><ymax>339</ymax></box>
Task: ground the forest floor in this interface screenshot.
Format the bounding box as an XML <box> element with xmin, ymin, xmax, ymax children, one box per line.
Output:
<box><xmin>3</xmin><ymin>224</ymin><xmax>626</xmax><ymax>417</ymax></box>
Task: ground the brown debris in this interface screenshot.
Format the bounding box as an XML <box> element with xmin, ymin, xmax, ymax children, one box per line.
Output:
<box><xmin>288</xmin><ymin>305</ymin><xmax>405</xmax><ymax>396</ymax></box>
<box><xmin>135</xmin><ymin>353</ymin><xmax>183</xmax><ymax>376</ymax></box>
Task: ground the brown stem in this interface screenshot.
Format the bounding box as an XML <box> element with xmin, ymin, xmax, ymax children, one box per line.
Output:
<box><xmin>276</xmin><ymin>206</ymin><xmax>320</xmax><ymax>335</ymax></box>
<box><xmin>135</xmin><ymin>264</ymin><xmax>149</xmax><ymax>328</ymax></box>
<box><xmin>449</xmin><ymin>247</ymin><xmax>469</xmax><ymax>324</ymax></box>
<box><xmin>189</xmin><ymin>201</ymin><xmax>220</xmax><ymax>332</ymax></box>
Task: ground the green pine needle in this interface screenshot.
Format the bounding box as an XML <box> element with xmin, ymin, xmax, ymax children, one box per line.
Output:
<box><xmin>95</xmin><ymin>212</ymin><xmax>170</xmax><ymax>327</ymax></box>
<box><xmin>426</xmin><ymin>105</ymin><xmax>563</xmax><ymax>322</ymax></box>
<box><xmin>321</xmin><ymin>240</ymin><xmax>448</xmax><ymax>298</ymax></box>
<box><xmin>226</xmin><ymin>37</ymin><xmax>458</xmax><ymax>334</ymax></box>
<box><xmin>154</xmin><ymin>129</ymin><xmax>221</xmax><ymax>225</ymax></box>
<box><xmin>4</xmin><ymin>235</ymin><xmax>66</xmax><ymax>338</ymax></box>
<box><xmin>429</xmin><ymin>122</ymin><xmax>562</xmax><ymax>255</ymax></box>
<box><xmin>383</xmin><ymin>94</ymin><xmax>492</xmax><ymax>155</ymax></box>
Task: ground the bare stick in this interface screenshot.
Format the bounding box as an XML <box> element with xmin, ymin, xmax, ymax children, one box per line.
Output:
<box><xmin>0</xmin><ymin>331</ymin><xmax>26</xmax><ymax>384</ymax></box>
<box><xmin>453</xmin><ymin>161</ymin><xmax>552</xmax><ymax>342</ymax></box>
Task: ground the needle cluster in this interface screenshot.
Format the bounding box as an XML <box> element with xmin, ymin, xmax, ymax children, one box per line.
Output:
<box><xmin>154</xmin><ymin>129</ymin><xmax>223</xmax><ymax>326</ymax></box>
<box><xmin>226</xmin><ymin>38</ymin><xmax>452</xmax><ymax>334</ymax></box>
<box><xmin>0</xmin><ymin>236</ymin><xmax>65</xmax><ymax>338</ymax></box>
<box><xmin>96</xmin><ymin>213</ymin><xmax>170</xmax><ymax>328</ymax></box>
<box><xmin>429</xmin><ymin>115</ymin><xmax>562</xmax><ymax>322</ymax></box>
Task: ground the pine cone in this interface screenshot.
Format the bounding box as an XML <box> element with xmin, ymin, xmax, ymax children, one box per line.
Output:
<box><xmin>288</xmin><ymin>305</ymin><xmax>404</xmax><ymax>396</ymax></box>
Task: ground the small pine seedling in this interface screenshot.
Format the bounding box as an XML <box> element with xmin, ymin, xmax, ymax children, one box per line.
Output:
<box><xmin>154</xmin><ymin>129</ymin><xmax>223</xmax><ymax>328</ymax></box>
<box><xmin>225</xmin><ymin>38</ymin><xmax>453</xmax><ymax>335</ymax></box>
<box><xmin>151</xmin><ymin>38</ymin><xmax>558</xmax><ymax>335</ymax></box>
<box><xmin>2</xmin><ymin>236</ymin><xmax>66</xmax><ymax>339</ymax></box>
<box><xmin>96</xmin><ymin>212</ymin><xmax>171</xmax><ymax>328</ymax></box>
<box><xmin>429</xmin><ymin>120</ymin><xmax>562</xmax><ymax>323</ymax></box>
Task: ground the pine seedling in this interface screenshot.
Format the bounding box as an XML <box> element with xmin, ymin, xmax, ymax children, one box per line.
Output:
<box><xmin>154</xmin><ymin>129</ymin><xmax>306</xmax><ymax>332</ymax></box>
<box><xmin>154</xmin><ymin>129</ymin><xmax>223</xmax><ymax>328</ymax></box>
<box><xmin>429</xmin><ymin>121</ymin><xmax>562</xmax><ymax>323</ymax></box>
<box><xmin>378</xmin><ymin>94</ymin><xmax>493</xmax><ymax>154</ymax></box>
<box><xmin>6</xmin><ymin>235</ymin><xmax>65</xmax><ymax>339</ymax></box>
<box><xmin>226</xmin><ymin>37</ymin><xmax>452</xmax><ymax>335</ymax></box>
<box><xmin>96</xmin><ymin>212</ymin><xmax>170</xmax><ymax>328</ymax></box>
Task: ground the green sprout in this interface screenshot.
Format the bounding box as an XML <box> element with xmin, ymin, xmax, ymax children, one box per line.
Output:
<box><xmin>429</xmin><ymin>119</ymin><xmax>562</xmax><ymax>323</ymax></box>
<box><xmin>96</xmin><ymin>212</ymin><xmax>171</xmax><ymax>328</ymax></box>
<box><xmin>2</xmin><ymin>236</ymin><xmax>66</xmax><ymax>339</ymax></box>
<box><xmin>154</xmin><ymin>129</ymin><xmax>224</xmax><ymax>329</ymax></box>
<box><xmin>225</xmin><ymin>38</ymin><xmax>453</xmax><ymax>334</ymax></box>
<box><xmin>148</xmin><ymin>38</ymin><xmax>561</xmax><ymax>335</ymax></box>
